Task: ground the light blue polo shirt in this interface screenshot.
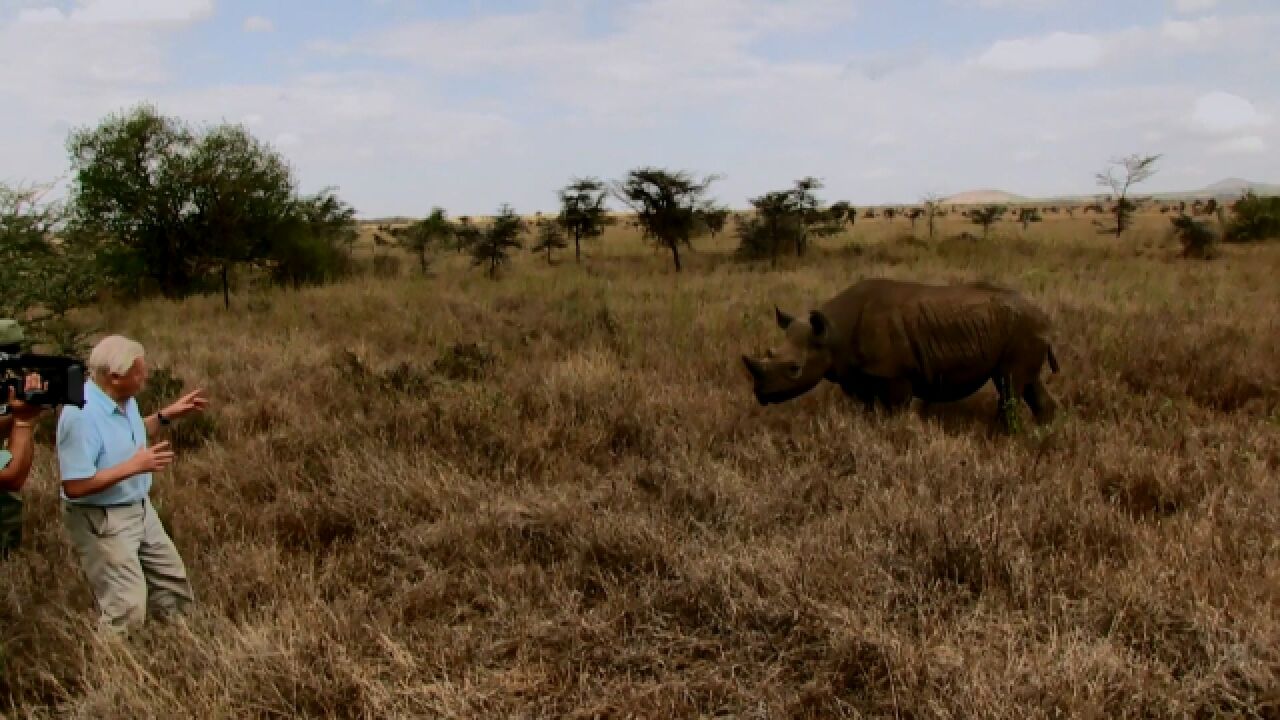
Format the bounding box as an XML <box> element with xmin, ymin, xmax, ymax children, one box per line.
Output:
<box><xmin>56</xmin><ymin>380</ymin><xmax>151</xmax><ymax>506</ymax></box>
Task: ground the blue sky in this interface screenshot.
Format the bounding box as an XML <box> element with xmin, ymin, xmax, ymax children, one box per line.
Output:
<box><xmin>1</xmin><ymin>0</ymin><xmax>1276</xmax><ymax>217</ymax></box>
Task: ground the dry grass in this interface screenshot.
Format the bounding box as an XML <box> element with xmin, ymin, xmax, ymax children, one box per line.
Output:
<box><xmin>2</xmin><ymin>210</ymin><xmax>1279</xmax><ymax>718</ymax></box>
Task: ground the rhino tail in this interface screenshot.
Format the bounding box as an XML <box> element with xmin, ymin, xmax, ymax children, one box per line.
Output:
<box><xmin>1047</xmin><ymin>344</ymin><xmax>1060</xmax><ymax>374</ymax></box>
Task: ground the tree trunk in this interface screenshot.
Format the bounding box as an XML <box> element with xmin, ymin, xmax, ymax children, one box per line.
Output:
<box><xmin>419</xmin><ymin>247</ymin><xmax>427</xmax><ymax>275</ymax></box>
<box><xmin>575</xmin><ymin>230</ymin><xmax>581</xmax><ymax>263</ymax></box>
<box><xmin>670</xmin><ymin>241</ymin><xmax>682</xmax><ymax>272</ymax></box>
<box><xmin>546</xmin><ymin>245</ymin><xmax>553</xmax><ymax>265</ymax></box>
<box><xmin>222</xmin><ymin>263</ymin><xmax>230</xmax><ymax>310</ymax></box>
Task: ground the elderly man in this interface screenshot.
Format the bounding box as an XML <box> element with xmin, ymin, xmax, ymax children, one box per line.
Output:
<box><xmin>1</xmin><ymin>319</ymin><xmax>50</xmax><ymax>559</ymax></box>
<box><xmin>56</xmin><ymin>334</ymin><xmax>208</xmax><ymax>631</ymax></box>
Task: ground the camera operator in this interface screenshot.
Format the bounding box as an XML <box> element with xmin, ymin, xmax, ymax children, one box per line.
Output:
<box><xmin>0</xmin><ymin>319</ymin><xmax>51</xmax><ymax>559</ymax></box>
<box><xmin>1</xmin><ymin>373</ymin><xmax>49</xmax><ymax>559</ymax></box>
<box><xmin>57</xmin><ymin>334</ymin><xmax>208</xmax><ymax>632</ymax></box>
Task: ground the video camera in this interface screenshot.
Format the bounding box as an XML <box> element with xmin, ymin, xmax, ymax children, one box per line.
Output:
<box><xmin>0</xmin><ymin>353</ymin><xmax>86</xmax><ymax>413</ymax></box>
<box><xmin>0</xmin><ymin>319</ymin><xmax>86</xmax><ymax>414</ymax></box>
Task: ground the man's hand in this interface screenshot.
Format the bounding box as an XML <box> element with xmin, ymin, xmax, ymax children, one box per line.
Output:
<box><xmin>161</xmin><ymin>388</ymin><xmax>209</xmax><ymax>422</ymax></box>
<box><xmin>8</xmin><ymin>373</ymin><xmax>48</xmax><ymax>421</ymax></box>
<box><xmin>131</xmin><ymin>441</ymin><xmax>175</xmax><ymax>474</ymax></box>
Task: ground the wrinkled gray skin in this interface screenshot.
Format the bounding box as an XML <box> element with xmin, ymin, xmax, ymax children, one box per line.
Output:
<box><xmin>742</xmin><ymin>277</ymin><xmax>1061</xmax><ymax>431</ymax></box>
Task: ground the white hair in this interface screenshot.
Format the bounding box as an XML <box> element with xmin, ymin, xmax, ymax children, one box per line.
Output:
<box><xmin>88</xmin><ymin>334</ymin><xmax>145</xmax><ymax>377</ymax></box>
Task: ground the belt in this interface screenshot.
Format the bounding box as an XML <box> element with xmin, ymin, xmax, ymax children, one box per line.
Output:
<box><xmin>65</xmin><ymin>498</ymin><xmax>146</xmax><ymax>509</ymax></box>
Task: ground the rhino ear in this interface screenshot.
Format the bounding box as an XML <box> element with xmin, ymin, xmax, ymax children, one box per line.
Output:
<box><xmin>809</xmin><ymin>310</ymin><xmax>830</xmax><ymax>340</ymax></box>
<box><xmin>775</xmin><ymin>306</ymin><xmax>794</xmax><ymax>329</ymax></box>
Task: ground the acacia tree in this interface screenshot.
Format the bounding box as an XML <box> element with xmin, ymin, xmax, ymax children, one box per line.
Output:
<box><xmin>736</xmin><ymin>191</ymin><xmax>804</xmax><ymax>267</ymax></box>
<box><xmin>1096</xmin><ymin>153</ymin><xmax>1160</xmax><ymax>238</ymax></box>
<box><xmin>557</xmin><ymin>177</ymin><xmax>612</xmax><ymax>263</ymax></box>
<box><xmin>699</xmin><ymin>206</ymin><xmax>731</xmax><ymax>242</ymax></box>
<box><xmin>1017</xmin><ymin>207</ymin><xmax>1042</xmax><ymax>232</ymax></box>
<box><xmin>452</xmin><ymin>216</ymin><xmax>482</xmax><ymax>254</ymax></box>
<box><xmin>966</xmin><ymin>205</ymin><xmax>1006</xmax><ymax>241</ymax></box>
<box><xmin>471</xmin><ymin>204</ymin><xmax>524</xmax><ymax>279</ymax></box>
<box><xmin>530</xmin><ymin>216</ymin><xmax>568</xmax><ymax>264</ymax></box>
<box><xmin>906</xmin><ymin>207</ymin><xmax>923</xmax><ymax>233</ymax></box>
<box><xmin>611</xmin><ymin>167</ymin><xmax>719</xmax><ymax>272</ymax></box>
<box><xmin>921</xmin><ymin>193</ymin><xmax>942</xmax><ymax>242</ymax></box>
<box><xmin>829</xmin><ymin>201</ymin><xmax>856</xmax><ymax>228</ymax></box>
<box><xmin>736</xmin><ymin>177</ymin><xmax>843</xmax><ymax>265</ymax></box>
<box><xmin>400</xmin><ymin>207</ymin><xmax>454</xmax><ymax>274</ymax></box>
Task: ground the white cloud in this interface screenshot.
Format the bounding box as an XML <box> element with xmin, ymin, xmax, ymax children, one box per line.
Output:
<box><xmin>973</xmin><ymin>31</ymin><xmax>1105</xmax><ymax>72</ymax></box>
<box><xmin>16</xmin><ymin>7</ymin><xmax>65</xmax><ymax>23</ymax></box>
<box><xmin>1190</xmin><ymin>91</ymin><xmax>1270</xmax><ymax>134</ymax></box>
<box><xmin>868</xmin><ymin>131</ymin><xmax>900</xmax><ymax>148</ymax></box>
<box><xmin>273</xmin><ymin>132</ymin><xmax>302</xmax><ymax>149</ymax></box>
<box><xmin>948</xmin><ymin>0</ymin><xmax>1063</xmax><ymax>8</ymax></box>
<box><xmin>243</xmin><ymin>15</ymin><xmax>273</xmax><ymax>33</ymax></box>
<box><xmin>1159</xmin><ymin>15</ymin><xmax>1227</xmax><ymax>45</ymax></box>
<box><xmin>1207</xmin><ymin>135</ymin><xmax>1266</xmax><ymax>155</ymax></box>
<box><xmin>69</xmin><ymin>0</ymin><xmax>214</xmax><ymax>25</ymax></box>
<box><xmin>2</xmin><ymin>0</ymin><xmax>1279</xmax><ymax>216</ymax></box>
<box><xmin>1173</xmin><ymin>0</ymin><xmax>1218</xmax><ymax>14</ymax></box>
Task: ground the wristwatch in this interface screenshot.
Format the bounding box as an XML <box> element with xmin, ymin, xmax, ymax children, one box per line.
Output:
<box><xmin>157</xmin><ymin>411</ymin><xmax>171</xmax><ymax>426</ymax></box>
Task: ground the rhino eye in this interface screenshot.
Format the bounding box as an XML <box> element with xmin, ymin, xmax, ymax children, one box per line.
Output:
<box><xmin>788</xmin><ymin>362</ymin><xmax>803</xmax><ymax>379</ymax></box>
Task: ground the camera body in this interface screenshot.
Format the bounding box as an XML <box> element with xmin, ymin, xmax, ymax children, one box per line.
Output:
<box><xmin>0</xmin><ymin>351</ymin><xmax>87</xmax><ymax>414</ymax></box>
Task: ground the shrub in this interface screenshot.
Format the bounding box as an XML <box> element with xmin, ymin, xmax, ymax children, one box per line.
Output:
<box><xmin>1170</xmin><ymin>213</ymin><xmax>1217</xmax><ymax>259</ymax></box>
<box><xmin>1224</xmin><ymin>191</ymin><xmax>1280</xmax><ymax>243</ymax></box>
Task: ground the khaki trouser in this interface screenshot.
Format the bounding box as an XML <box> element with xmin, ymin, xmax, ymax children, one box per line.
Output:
<box><xmin>62</xmin><ymin>499</ymin><xmax>194</xmax><ymax>631</ymax></box>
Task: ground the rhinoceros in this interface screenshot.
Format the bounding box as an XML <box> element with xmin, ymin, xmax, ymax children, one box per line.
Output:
<box><xmin>741</xmin><ymin>277</ymin><xmax>1060</xmax><ymax>430</ymax></box>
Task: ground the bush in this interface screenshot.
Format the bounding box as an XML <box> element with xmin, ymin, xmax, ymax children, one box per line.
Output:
<box><xmin>265</xmin><ymin>225</ymin><xmax>354</xmax><ymax>288</ymax></box>
<box><xmin>1170</xmin><ymin>214</ymin><xmax>1217</xmax><ymax>259</ymax></box>
<box><xmin>1224</xmin><ymin>192</ymin><xmax>1280</xmax><ymax>243</ymax></box>
<box><xmin>368</xmin><ymin>253</ymin><xmax>403</xmax><ymax>279</ymax></box>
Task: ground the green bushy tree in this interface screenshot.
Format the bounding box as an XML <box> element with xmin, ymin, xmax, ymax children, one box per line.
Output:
<box><xmin>966</xmin><ymin>205</ymin><xmax>1006</xmax><ymax>241</ymax></box>
<box><xmin>1225</xmin><ymin>191</ymin><xmax>1280</xmax><ymax>243</ymax></box>
<box><xmin>0</xmin><ymin>183</ymin><xmax>100</xmax><ymax>353</ymax></box>
<box><xmin>471</xmin><ymin>204</ymin><xmax>524</xmax><ymax>279</ymax></box>
<box><xmin>399</xmin><ymin>207</ymin><xmax>455</xmax><ymax>274</ymax></box>
<box><xmin>530</xmin><ymin>217</ymin><xmax>568</xmax><ymax>264</ymax></box>
<box><xmin>557</xmin><ymin>178</ymin><xmax>612</xmax><ymax>263</ymax></box>
<box><xmin>612</xmin><ymin>167</ymin><xmax>720</xmax><ymax>272</ymax></box>
<box><xmin>66</xmin><ymin>103</ymin><xmax>351</xmax><ymax>305</ymax></box>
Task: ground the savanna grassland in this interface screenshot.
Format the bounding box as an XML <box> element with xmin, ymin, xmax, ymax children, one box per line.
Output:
<box><xmin>2</xmin><ymin>208</ymin><xmax>1279</xmax><ymax>718</ymax></box>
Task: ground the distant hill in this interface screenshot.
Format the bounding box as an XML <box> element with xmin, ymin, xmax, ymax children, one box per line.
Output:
<box><xmin>941</xmin><ymin>189</ymin><xmax>1027</xmax><ymax>205</ymax></box>
<box><xmin>1151</xmin><ymin>178</ymin><xmax>1280</xmax><ymax>200</ymax></box>
<box><xmin>942</xmin><ymin>178</ymin><xmax>1280</xmax><ymax>206</ymax></box>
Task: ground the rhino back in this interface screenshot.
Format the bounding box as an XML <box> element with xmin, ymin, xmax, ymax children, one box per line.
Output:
<box><xmin>904</xmin><ymin>295</ymin><xmax>1009</xmax><ymax>384</ymax></box>
<box><xmin>848</xmin><ymin>283</ymin><xmax>1011</xmax><ymax>381</ymax></box>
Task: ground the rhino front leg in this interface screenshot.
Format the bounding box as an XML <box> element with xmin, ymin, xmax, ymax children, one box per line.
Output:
<box><xmin>991</xmin><ymin>373</ymin><xmax>1021</xmax><ymax>434</ymax></box>
<box><xmin>880</xmin><ymin>378</ymin><xmax>914</xmax><ymax>413</ymax></box>
<box><xmin>1023</xmin><ymin>378</ymin><xmax>1058</xmax><ymax>425</ymax></box>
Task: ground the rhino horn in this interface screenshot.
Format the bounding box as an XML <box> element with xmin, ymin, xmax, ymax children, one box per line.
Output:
<box><xmin>775</xmin><ymin>306</ymin><xmax>794</xmax><ymax>329</ymax></box>
<box><xmin>742</xmin><ymin>355</ymin><xmax>765</xmax><ymax>380</ymax></box>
